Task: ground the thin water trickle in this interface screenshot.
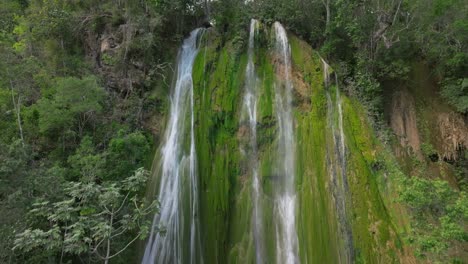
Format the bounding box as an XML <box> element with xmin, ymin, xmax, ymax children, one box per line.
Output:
<box><xmin>142</xmin><ymin>28</ymin><xmax>204</xmax><ymax>264</ymax></box>
<box><xmin>322</xmin><ymin>58</ymin><xmax>353</xmax><ymax>263</ymax></box>
<box><xmin>241</xmin><ymin>19</ymin><xmax>265</xmax><ymax>264</ymax></box>
<box><xmin>273</xmin><ymin>21</ymin><xmax>299</xmax><ymax>264</ymax></box>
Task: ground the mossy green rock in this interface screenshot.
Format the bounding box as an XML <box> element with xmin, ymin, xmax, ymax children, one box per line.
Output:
<box><xmin>185</xmin><ymin>25</ymin><xmax>409</xmax><ymax>263</ymax></box>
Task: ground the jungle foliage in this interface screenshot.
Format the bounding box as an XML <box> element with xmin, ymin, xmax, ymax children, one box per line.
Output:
<box><xmin>0</xmin><ymin>0</ymin><xmax>466</xmax><ymax>263</ymax></box>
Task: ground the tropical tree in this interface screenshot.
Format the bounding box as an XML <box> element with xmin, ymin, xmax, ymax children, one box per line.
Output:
<box><xmin>14</xmin><ymin>168</ymin><xmax>158</xmax><ymax>263</ymax></box>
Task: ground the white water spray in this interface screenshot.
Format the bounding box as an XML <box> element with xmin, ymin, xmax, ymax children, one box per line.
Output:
<box><xmin>142</xmin><ymin>28</ymin><xmax>204</xmax><ymax>264</ymax></box>
<box><xmin>241</xmin><ymin>19</ymin><xmax>264</xmax><ymax>263</ymax></box>
<box><xmin>273</xmin><ymin>21</ymin><xmax>299</xmax><ymax>264</ymax></box>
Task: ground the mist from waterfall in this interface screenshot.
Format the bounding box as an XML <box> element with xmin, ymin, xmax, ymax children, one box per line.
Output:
<box><xmin>273</xmin><ymin>21</ymin><xmax>299</xmax><ymax>264</ymax></box>
<box><xmin>142</xmin><ymin>28</ymin><xmax>204</xmax><ymax>264</ymax></box>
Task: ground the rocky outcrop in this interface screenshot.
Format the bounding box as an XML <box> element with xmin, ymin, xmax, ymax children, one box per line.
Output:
<box><xmin>436</xmin><ymin>111</ymin><xmax>468</xmax><ymax>161</ymax></box>
<box><xmin>385</xmin><ymin>62</ymin><xmax>467</xmax><ymax>190</ymax></box>
<box><xmin>389</xmin><ymin>89</ymin><xmax>423</xmax><ymax>159</ymax></box>
<box><xmin>81</xmin><ymin>21</ymin><xmax>157</xmax><ymax>95</ymax></box>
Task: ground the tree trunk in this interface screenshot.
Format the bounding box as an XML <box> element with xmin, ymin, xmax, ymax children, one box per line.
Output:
<box><xmin>8</xmin><ymin>77</ymin><xmax>25</xmax><ymax>147</ymax></box>
<box><xmin>325</xmin><ymin>0</ymin><xmax>330</xmax><ymax>29</ymax></box>
<box><xmin>61</xmin><ymin>38</ymin><xmax>66</xmax><ymax>69</ymax></box>
<box><xmin>60</xmin><ymin>223</ymin><xmax>68</xmax><ymax>264</ymax></box>
<box><xmin>204</xmin><ymin>0</ymin><xmax>211</xmax><ymax>20</ymax></box>
<box><xmin>322</xmin><ymin>0</ymin><xmax>330</xmax><ymax>30</ymax></box>
<box><xmin>104</xmin><ymin>210</ymin><xmax>114</xmax><ymax>264</ymax></box>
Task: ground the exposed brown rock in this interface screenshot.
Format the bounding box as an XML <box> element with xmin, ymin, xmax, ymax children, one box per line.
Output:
<box><xmin>272</xmin><ymin>54</ymin><xmax>311</xmax><ymax>111</ymax></box>
<box><xmin>389</xmin><ymin>89</ymin><xmax>423</xmax><ymax>159</ymax></box>
<box><xmin>436</xmin><ymin>112</ymin><xmax>468</xmax><ymax>161</ymax></box>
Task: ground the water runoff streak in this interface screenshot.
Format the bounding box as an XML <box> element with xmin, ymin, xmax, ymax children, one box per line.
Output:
<box><xmin>273</xmin><ymin>22</ymin><xmax>299</xmax><ymax>264</ymax></box>
<box><xmin>240</xmin><ymin>19</ymin><xmax>264</xmax><ymax>263</ymax></box>
<box><xmin>322</xmin><ymin>58</ymin><xmax>353</xmax><ymax>263</ymax></box>
<box><xmin>142</xmin><ymin>28</ymin><xmax>204</xmax><ymax>264</ymax></box>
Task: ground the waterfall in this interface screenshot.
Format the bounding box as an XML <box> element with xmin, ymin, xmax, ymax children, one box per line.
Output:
<box><xmin>273</xmin><ymin>22</ymin><xmax>299</xmax><ymax>264</ymax></box>
<box><xmin>322</xmin><ymin>58</ymin><xmax>353</xmax><ymax>263</ymax></box>
<box><xmin>142</xmin><ymin>28</ymin><xmax>204</xmax><ymax>264</ymax></box>
<box><xmin>240</xmin><ymin>19</ymin><xmax>264</xmax><ymax>263</ymax></box>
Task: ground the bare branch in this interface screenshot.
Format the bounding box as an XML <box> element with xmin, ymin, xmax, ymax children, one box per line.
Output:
<box><xmin>107</xmin><ymin>234</ymin><xmax>140</xmax><ymax>259</ymax></box>
<box><xmin>115</xmin><ymin>192</ymin><xmax>131</xmax><ymax>214</ymax></box>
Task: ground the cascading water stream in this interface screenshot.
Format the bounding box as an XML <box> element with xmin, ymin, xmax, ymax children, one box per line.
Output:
<box><xmin>240</xmin><ymin>19</ymin><xmax>264</xmax><ymax>263</ymax></box>
<box><xmin>322</xmin><ymin>58</ymin><xmax>353</xmax><ymax>263</ymax></box>
<box><xmin>142</xmin><ymin>28</ymin><xmax>204</xmax><ymax>264</ymax></box>
<box><xmin>273</xmin><ymin>22</ymin><xmax>299</xmax><ymax>264</ymax></box>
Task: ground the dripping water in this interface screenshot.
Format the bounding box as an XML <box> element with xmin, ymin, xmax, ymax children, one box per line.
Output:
<box><xmin>322</xmin><ymin>58</ymin><xmax>354</xmax><ymax>263</ymax></box>
<box><xmin>142</xmin><ymin>28</ymin><xmax>204</xmax><ymax>264</ymax></box>
<box><xmin>273</xmin><ymin>22</ymin><xmax>299</xmax><ymax>264</ymax></box>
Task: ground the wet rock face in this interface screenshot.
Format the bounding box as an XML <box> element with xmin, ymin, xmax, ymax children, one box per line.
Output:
<box><xmin>137</xmin><ymin>21</ymin><xmax>421</xmax><ymax>263</ymax></box>
<box><xmin>273</xmin><ymin>60</ymin><xmax>311</xmax><ymax>111</ymax></box>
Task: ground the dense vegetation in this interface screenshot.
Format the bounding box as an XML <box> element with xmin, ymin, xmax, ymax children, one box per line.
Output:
<box><xmin>0</xmin><ymin>0</ymin><xmax>466</xmax><ymax>263</ymax></box>
<box><xmin>0</xmin><ymin>0</ymin><xmax>194</xmax><ymax>262</ymax></box>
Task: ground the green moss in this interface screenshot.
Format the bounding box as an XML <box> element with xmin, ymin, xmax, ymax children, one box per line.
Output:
<box><xmin>257</xmin><ymin>48</ymin><xmax>275</xmax><ymax>120</ymax></box>
<box><xmin>290</xmin><ymin>35</ymin><xmax>320</xmax><ymax>89</ymax></box>
<box><xmin>288</xmin><ymin>33</ymin><xmax>342</xmax><ymax>263</ymax></box>
<box><xmin>187</xmin><ymin>26</ymin><xmax>411</xmax><ymax>264</ymax></box>
<box><xmin>290</xmin><ymin>33</ymin><xmax>407</xmax><ymax>263</ymax></box>
<box><xmin>342</xmin><ymin>97</ymin><xmax>404</xmax><ymax>263</ymax></box>
<box><xmin>192</xmin><ymin>35</ymin><xmax>247</xmax><ymax>262</ymax></box>
<box><xmin>226</xmin><ymin>181</ymin><xmax>255</xmax><ymax>263</ymax></box>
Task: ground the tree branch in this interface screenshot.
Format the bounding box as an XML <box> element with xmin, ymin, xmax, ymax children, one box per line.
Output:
<box><xmin>7</xmin><ymin>69</ymin><xmax>25</xmax><ymax>147</ymax></box>
<box><xmin>115</xmin><ymin>192</ymin><xmax>130</xmax><ymax>214</ymax></box>
<box><xmin>107</xmin><ymin>234</ymin><xmax>140</xmax><ymax>259</ymax></box>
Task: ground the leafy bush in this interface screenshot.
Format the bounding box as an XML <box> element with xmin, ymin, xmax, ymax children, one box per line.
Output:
<box><xmin>14</xmin><ymin>168</ymin><xmax>158</xmax><ymax>263</ymax></box>
<box><xmin>36</xmin><ymin>76</ymin><xmax>105</xmax><ymax>137</ymax></box>
<box><xmin>399</xmin><ymin>177</ymin><xmax>468</xmax><ymax>258</ymax></box>
<box><xmin>67</xmin><ymin>136</ymin><xmax>105</xmax><ymax>182</ymax></box>
<box><xmin>376</xmin><ymin>59</ymin><xmax>411</xmax><ymax>81</ymax></box>
<box><xmin>421</xmin><ymin>143</ymin><xmax>438</xmax><ymax>160</ymax></box>
<box><xmin>441</xmin><ymin>78</ymin><xmax>468</xmax><ymax>113</ymax></box>
<box><xmin>105</xmin><ymin>130</ymin><xmax>151</xmax><ymax>181</ymax></box>
<box><xmin>345</xmin><ymin>69</ymin><xmax>383</xmax><ymax>124</ymax></box>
